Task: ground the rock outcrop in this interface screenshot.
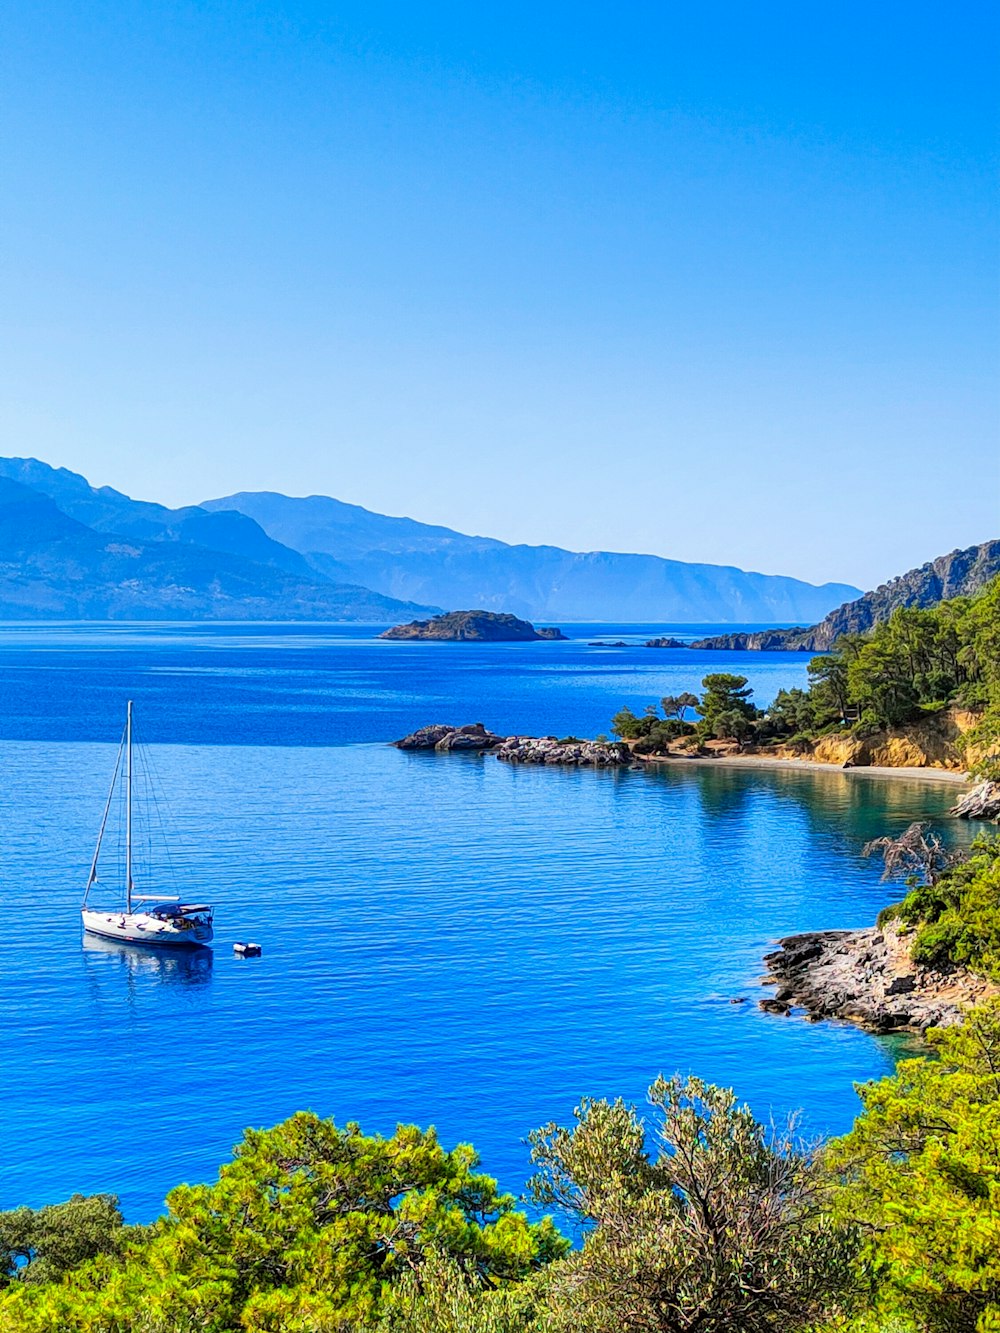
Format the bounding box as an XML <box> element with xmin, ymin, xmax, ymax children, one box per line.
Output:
<box><xmin>493</xmin><ymin>736</ymin><xmax>632</xmax><ymax>767</ymax></box>
<box><xmin>687</xmin><ymin>628</ymin><xmax>814</xmax><ymax>651</ymax></box>
<box><xmin>762</xmin><ymin>924</ymin><xmax>998</xmax><ymax>1032</ymax></box>
<box><xmin>394</xmin><ymin>723</ymin><xmax>505</xmax><ymax>752</ymax></box>
<box><xmin>393</xmin><ymin>725</ymin><xmax>631</xmax><ymax>766</ymax></box>
<box><xmin>952</xmin><ymin>780</ymin><xmax>1000</xmax><ymax>821</ymax></box>
<box><xmin>381</xmin><ymin>611</ymin><xmax>567</xmax><ymax>642</ymax></box>
<box><xmin>644</xmin><ymin>637</ymin><xmax>687</xmax><ymax>649</ymax></box>
<box><xmin>692</xmin><ymin>540</ymin><xmax>1000</xmax><ymax>653</ymax></box>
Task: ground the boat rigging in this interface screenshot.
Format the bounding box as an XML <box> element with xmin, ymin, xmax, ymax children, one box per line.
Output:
<box><xmin>81</xmin><ymin>701</ymin><xmax>214</xmax><ymax>948</ymax></box>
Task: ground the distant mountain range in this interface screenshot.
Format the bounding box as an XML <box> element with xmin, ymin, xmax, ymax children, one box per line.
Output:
<box><xmin>202</xmin><ymin>489</ymin><xmax>860</xmax><ymax>623</ymax></box>
<box><xmin>0</xmin><ymin>460</ymin><xmax>433</xmax><ymax>620</ymax></box>
<box><xmin>691</xmin><ymin>540</ymin><xmax>1000</xmax><ymax>651</ymax></box>
<box><xmin>0</xmin><ymin>457</ymin><xmax>861</xmax><ymax>622</ymax></box>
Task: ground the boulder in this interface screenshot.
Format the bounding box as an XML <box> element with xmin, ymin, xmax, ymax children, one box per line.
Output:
<box><xmin>951</xmin><ymin>780</ymin><xmax>1000</xmax><ymax>822</ymax></box>
<box><xmin>394</xmin><ymin>723</ymin><xmax>503</xmax><ymax>751</ymax></box>
<box><xmin>493</xmin><ymin>736</ymin><xmax>632</xmax><ymax>767</ymax></box>
<box><xmin>435</xmin><ymin>724</ymin><xmax>505</xmax><ymax>752</ymax></box>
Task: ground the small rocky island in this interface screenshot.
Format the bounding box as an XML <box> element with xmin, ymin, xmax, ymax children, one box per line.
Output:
<box><xmin>394</xmin><ymin>723</ymin><xmax>631</xmax><ymax>767</ymax></box>
<box><xmin>381</xmin><ymin>611</ymin><xmax>567</xmax><ymax>642</ymax></box>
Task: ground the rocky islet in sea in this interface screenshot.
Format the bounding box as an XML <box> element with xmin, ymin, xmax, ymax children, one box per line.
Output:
<box><xmin>393</xmin><ymin>723</ymin><xmax>632</xmax><ymax>766</ymax></box>
<box><xmin>381</xmin><ymin>610</ymin><xmax>567</xmax><ymax>641</ymax></box>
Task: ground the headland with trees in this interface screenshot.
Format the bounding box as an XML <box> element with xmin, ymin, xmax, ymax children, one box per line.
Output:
<box><xmin>611</xmin><ymin>574</ymin><xmax>1000</xmax><ymax>781</ymax></box>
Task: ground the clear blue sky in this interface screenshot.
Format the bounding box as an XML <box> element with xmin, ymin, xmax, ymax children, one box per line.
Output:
<box><xmin>1</xmin><ymin>2</ymin><xmax>996</xmax><ymax>589</ymax></box>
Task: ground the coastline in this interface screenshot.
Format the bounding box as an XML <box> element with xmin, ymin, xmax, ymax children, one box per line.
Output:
<box><xmin>761</xmin><ymin>925</ymin><xmax>998</xmax><ymax>1033</ymax></box>
<box><xmin>636</xmin><ymin>751</ymin><xmax>971</xmax><ymax>786</ymax></box>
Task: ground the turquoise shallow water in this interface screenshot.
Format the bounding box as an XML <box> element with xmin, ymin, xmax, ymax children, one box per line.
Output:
<box><xmin>0</xmin><ymin>624</ymin><xmax>968</xmax><ymax>1220</ymax></box>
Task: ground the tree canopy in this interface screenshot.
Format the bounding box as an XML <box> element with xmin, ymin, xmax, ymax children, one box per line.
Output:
<box><xmin>6</xmin><ymin>1020</ymin><xmax>1000</xmax><ymax>1331</ymax></box>
<box><xmin>826</xmin><ymin>999</ymin><xmax>1000</xmax><ymax>1332</ymax></box>
<box><xmin>0</xmin><ymin>1114</ymin><xmax>566</xmax><ymax>1333</ymax></box>
<box><xmin>527</xmin><ymin>1075</ymin><xmax>856</xmax><ymax>1332</ymax></box>
<box><xmin>609</xmin><ymin>575</ymin><xmax>1000</xmax><ymax>771</ymax></box>
<box><xmin>876</xmin><ymin>834</ymin><xmax>1000</xmax><ymax>976</ymax></box>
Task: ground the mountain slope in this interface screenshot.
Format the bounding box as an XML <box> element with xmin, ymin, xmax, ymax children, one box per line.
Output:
<box><xmin>690</xmin><ymin>540</ymin><xmax>1000</xmax><ymax>651</ymax></box>
<box><xmin>0</xmin><ymin>457</ymin><xmax>317</xmax><ymax>578</ymax></box>
<box><xmin>0</xmin><ymin>475</ymin><xmax>436</xmax><ymax>620</ymax></box>
<box><xmin>202</xmin><ymin>490</ymin><xmax>861</xmax><ymax>623</ymax></box>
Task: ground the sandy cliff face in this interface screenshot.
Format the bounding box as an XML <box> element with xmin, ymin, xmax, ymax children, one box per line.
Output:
<box><xmin>764</xmin><ymin>708</ymin><xmax>983</xmax><ymax>771</ymax></box>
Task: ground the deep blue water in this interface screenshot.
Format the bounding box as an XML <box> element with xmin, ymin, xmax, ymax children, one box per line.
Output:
<box><xmin>0</xmin><ymin>624</ymin><xmax>968</xmax><ymax>1221</ymax></box>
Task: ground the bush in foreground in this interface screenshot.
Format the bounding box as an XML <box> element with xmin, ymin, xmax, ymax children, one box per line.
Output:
<box><xmin>0</xmin><ymin>1115</ymin><xmax>565</xmax><ymax>1332</ymax></box>
<box><xmin>528</xmin><ymin>1075</ymin><xmax>857</xmax><ymax>1332</ymax></box>
<box><xmin>826</xmin><ymin>998</ymin><xmax>1000</xmax><ymax>1332</ymax></box>
<box><xmin>7</xmin><ymin>1021</ymin><xmax>1000</xmax><ymax>1332</ymax></box>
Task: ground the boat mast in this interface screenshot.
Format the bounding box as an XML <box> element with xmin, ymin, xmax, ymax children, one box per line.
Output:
<box><xmin>126</xmin><ymin>700</ymin><xmax>133</xmax><ymax>914</ymax></box>
<box><xmin>82</xmin><ymin>726</ymin><xmax>126</xmax><ymax>909</ymax></box>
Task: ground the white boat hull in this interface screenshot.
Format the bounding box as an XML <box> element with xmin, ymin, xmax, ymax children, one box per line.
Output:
<box><xmin>81</xmin><ymin>909</ymin><xmax>214</xmax><ymax>948</ymax></box>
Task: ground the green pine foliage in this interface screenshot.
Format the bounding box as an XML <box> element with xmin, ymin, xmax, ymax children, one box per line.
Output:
<box><xmin>796</xmin><ymin>576</ymin><xmax>1000</xmax><ymax>758</ymax></box>
<box><xmin>878</xmin><ymin>835</ymin><xmax>1000</xmax><ymax>977</ymax></box>
<box><xmin>0</xmin><ymin>1114</ymin><xmax>566</xmax><ymax>1332</ymax></box>
<box><xmin>610</xmin><ymin>576</ymin><xmax>1000</xmax><ymax>767</ymax></box>
<box><xmin>824</xmin><ymin>999</ymin><xmax>1000</xmax><ymax>1332</ymax></box>
<box><xmin>6</xmin><ymin>1019</ymin><xmax>1000</xmax><ymax>1331</ymax></box>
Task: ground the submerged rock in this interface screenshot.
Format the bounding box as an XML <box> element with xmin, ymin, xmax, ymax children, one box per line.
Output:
<box><xmin>761</xmin><ymin>924</ymin><xmax>998</xmax><ymax>1033</ymax></box>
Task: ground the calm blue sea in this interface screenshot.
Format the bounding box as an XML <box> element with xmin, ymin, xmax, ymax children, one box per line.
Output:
<box><xmin>0</xmin><ymin>624</ymin><xmax>967</xmax><ymax>1221</ymax></box>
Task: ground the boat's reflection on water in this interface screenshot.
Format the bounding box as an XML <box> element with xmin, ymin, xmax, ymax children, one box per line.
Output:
<box><xmin>82</xmin><ymin>933</ymin><xmax>213</xmax><ymax>985</ymax></box>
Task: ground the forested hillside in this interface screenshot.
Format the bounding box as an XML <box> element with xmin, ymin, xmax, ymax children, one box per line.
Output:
<box><xmin>692</xmin><ymin>540</ymin><xmax>1000</xmax><ymax>652</ymax></box>
<box><xmin>613</xmin><ymin>574</ymin><xmax>1000</xmax><ymax>773</ymax></box>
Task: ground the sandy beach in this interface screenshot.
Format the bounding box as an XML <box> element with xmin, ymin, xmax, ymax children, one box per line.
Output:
<box><xmin>639</xmin><ymin>752</ymin><xmax>971</xmax><ymax>786</ymax></box>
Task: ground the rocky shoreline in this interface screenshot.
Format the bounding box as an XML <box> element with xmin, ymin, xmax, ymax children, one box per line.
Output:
<box><xmin>393</xmin><ymin>722</ymin><xmax>992</xmax><ymax>786</ymax></box>
<box><xmin>760</xmin><ymin>923</ymin><xmax>998</xmax><ymax>1032</ymax></box>
<box><xmin>393</xmin><ymin>723</ymin><xmax>632</xmax><ymax>767</ymax></box>
<box><xmin>492</xmin><ymin>735</ymin><xmax>631</xmax><ymax>766</ymax></box>
<box><xmin>394</xmin><ymin>723</ymin><xmax>998</xmax><ymax>1034</ymax></box>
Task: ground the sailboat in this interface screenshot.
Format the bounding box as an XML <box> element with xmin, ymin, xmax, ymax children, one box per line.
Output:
<box><xmin>81</xmin><ymin>701</ymin><xmax>214</xmax><ymax>948</ymax></box>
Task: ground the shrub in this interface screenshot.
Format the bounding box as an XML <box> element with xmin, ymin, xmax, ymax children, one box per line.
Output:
<box><xmin>910</xmin><ymin>919</ymin><xmax>966</xmax><ymax>968</ymax></box>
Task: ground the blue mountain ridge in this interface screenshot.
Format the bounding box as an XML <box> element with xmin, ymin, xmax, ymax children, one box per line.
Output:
<box><xmin>0</xmin><ymin>456</ymin><xmax>861</xmax><ymax>622</ymax></box>
<box><xmin>0</xmin><ymin>461</ymin><xmax>436</xmax><ymax>620</ymax></box>
<box><xmin>202</xmin><ymin>490</ymin><xmax>862</xmax><ymax>623</ymax></box>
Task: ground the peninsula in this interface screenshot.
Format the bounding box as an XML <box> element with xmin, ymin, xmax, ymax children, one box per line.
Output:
<box><xmin>394</xmin><ymin>723</ymin><xmax>630</xmax><ymax>765</ymax></box>
<box><xmin>380</xmin><ymin>610</ymin><xmax>567</xmax><ymax>641</ymax></box>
